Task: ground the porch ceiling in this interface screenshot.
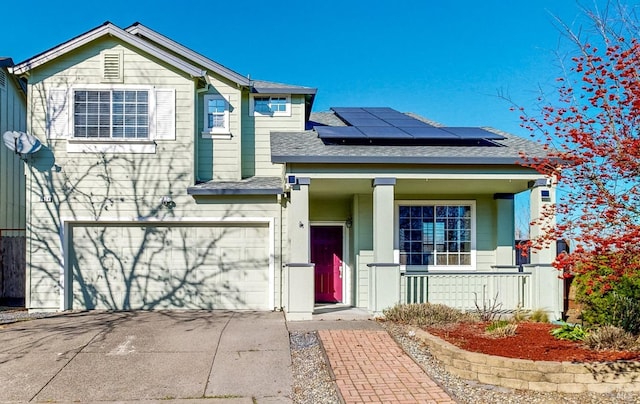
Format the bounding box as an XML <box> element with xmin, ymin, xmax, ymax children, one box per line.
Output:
<box><xmin>307</xmin><ymin>178</ymin><xmax>533</xmax><ymax>197</ymax></box>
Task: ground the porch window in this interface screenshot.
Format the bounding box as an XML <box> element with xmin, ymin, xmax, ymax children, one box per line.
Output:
<box><xmin>398</xmin><ymin>203</ymin><xmax>473</xmax><ymax>268</ymax></box>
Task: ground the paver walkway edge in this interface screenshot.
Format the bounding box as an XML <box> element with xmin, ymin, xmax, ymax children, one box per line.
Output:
<box><xmin>319</xmin><ymin>329</ymin><xmax>456</xmax><ymax>403</ymax></box>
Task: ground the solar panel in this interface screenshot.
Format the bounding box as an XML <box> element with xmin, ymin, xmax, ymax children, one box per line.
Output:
<box><xmin>443</xmin><ymin>127</ymin><xmax>506</xmax><ymax>140</ymax></box>
<box><xmin>402</xmin><ymin>127</ymin><xmax>460</xmax><ymax>139</ymax></box>
<box><xmin>358</xmin><ymin>126</ymin><xmax>412</xmax><ymax>138</ymax></box>
<box><xmin>315</xmin><ymin>126</ymin><xmax>365</xmax><ymax>139</ymax></box>
<box><xmin>325</xmin><ymin>107</ymin><xmax>506</xmax><ymax>143</ymax></box>
<box><xmin>388</xmin><ymin>119</ymin><xmax>431</xmax><ymax>128</ymax></box>
<box><xmin>331</xmin><ymin>107</ymin><xmax>365</xmax><ymax>113</ymax></box>
<box><xmin>342</xmin><ymin>118</ymin><xmax>391</xmax><ymax>127</ymax></box>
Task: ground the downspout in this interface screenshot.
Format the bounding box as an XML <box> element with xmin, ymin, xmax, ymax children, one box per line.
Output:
<box><xmin>278</xmin><ymin>163</ymin><xmax>287</xmax><ymax>310</ymax></box>
<box><xmin>279</xmin><ymin>192</ymin><xmax>284</xmax><ymax>310</ymax></box>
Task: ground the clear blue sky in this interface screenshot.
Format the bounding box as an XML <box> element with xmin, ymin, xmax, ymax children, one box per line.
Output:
<box><xmin>3</xmin><ymin>0</ymin><xmax>630</xmax><ymax>139</ymax></box>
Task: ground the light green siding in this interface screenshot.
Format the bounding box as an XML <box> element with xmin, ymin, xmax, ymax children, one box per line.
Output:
<box><xmin>196</xmin><ymin>76</ymin><xmax>242</xmax><ymax>181</ymax></box>
<box><xmin>0</xmin><ymin>67</ymin><xmax>27</xmax><ymax>231</ymax></box>
<box><xmin>23</xmin><ymin>38</ymin><xmax>285</xmax><ymax>311</ymax></box>
<box><xmin>241</xmin><ymin>94</ymin><xmax>305</xmax><ymax>177</ymax></box>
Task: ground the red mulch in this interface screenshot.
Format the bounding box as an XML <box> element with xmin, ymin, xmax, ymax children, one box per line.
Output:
<box><xmin>426</xmin><ymin>322</ymin><xmax>640</xmax><ymax>362</ymax></box>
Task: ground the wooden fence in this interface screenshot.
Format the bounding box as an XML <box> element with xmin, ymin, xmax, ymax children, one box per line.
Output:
<box><xmin>0</xmin><ymin>229</ymin><xmax>26</xmax><ymax>302</ymax></box>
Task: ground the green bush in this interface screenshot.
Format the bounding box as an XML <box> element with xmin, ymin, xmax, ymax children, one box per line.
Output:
<box><xmin>575</xmin><ymin>271</ymin><xmax>640</xmax><ymax>335</ymax></box>
<box><xmin>550</xmin><ymin>322</ymin><xmax>588</xmax><ymax>341</ymax></box>
<box><xmin>382</xmin><ymin>303</ymin><xmax>474</xmax><ymax>327</ymax></box>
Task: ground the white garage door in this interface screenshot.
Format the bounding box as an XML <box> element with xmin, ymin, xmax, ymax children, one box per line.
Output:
<box><xmin>68</xmin><ymin>224</ymin><xmax>270</xmax><ymax>310</ymax></box>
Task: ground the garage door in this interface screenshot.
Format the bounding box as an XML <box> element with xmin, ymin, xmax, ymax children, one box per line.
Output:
<box><xmin>68</xmin><ymin>224</ymin><xmax>270</xmax><ymax>310</ymax></box>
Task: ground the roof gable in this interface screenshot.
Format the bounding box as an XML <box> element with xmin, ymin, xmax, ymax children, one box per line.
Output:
<box><xmin>11</xmin><ymin>22</ymin><xmax>205</xmax><ymax>78</ymax></box>
<box><xmin>125</xmin><ymin>22</ymin><xmax>250</xmax><ymax>86</ymax></box>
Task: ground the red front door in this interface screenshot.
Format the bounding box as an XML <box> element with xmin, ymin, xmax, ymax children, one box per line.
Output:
<box><xmin>311</xmin><ymin>226</ymin><xmax>343</xmax><ymax>303</ymax></box>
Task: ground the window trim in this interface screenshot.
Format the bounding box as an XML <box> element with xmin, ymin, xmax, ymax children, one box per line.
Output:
<box><xmin>202</xmin><ymin>94</ymin><xmax>230</xmax><ymax>138</ymax></box>
<box><xmin>394</xmin><ymin>200</ymin><xmax>477</xmax><ymax>272</ymax></box>
<box><xmin>249</xmin><ymin>94</ymin><xmax>291</xmax><ymax>117</ymax></box>
<box><xmin>65</xmin><ymin>84</ymin><xmax>158</xmax><ymax>154</ymax></box>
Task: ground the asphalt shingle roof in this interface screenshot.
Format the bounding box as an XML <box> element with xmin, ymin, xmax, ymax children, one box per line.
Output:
<box><xmin>187</xmin><ymin>176</ymin><xmax>282</xmax><ymax>195</ymax></box>
<box><xmin>272</xmin><ymin>111</ymin><xmax>549</xmax><ymax>165</ymax></box>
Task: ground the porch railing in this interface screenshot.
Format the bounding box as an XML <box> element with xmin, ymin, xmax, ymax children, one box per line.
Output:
<box><xmin>400</xmin><ymin>271</ymin><xmax>532</xmax><ymax>312</ymax></box>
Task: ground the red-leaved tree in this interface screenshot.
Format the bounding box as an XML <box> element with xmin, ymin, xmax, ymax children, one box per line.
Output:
<box><xmin>518</xmin><ymin>2</ymin><xmax>640</xmax><ymax>296</ymax></box>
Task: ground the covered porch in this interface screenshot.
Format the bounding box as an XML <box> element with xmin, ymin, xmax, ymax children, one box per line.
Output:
<box><xmin>282</xmin><ymin>170</ymin><xmax>562</xmax><ymax>321</ymax></box>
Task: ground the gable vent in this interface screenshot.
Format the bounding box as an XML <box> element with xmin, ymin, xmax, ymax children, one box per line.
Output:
<box><xmin>101</xmin><ymin>50</ymin><xmax>123</xmax><ymax>83</ymax></box>
<box><xmin>0</xmin><ymin>70</ymin><xmax>6</xmax><ymax>88</ymax></box>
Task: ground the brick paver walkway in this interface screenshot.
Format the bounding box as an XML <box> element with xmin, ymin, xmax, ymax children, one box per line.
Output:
<box><xmin>319</xmin><ymin>329</ymin><xmax>455</xmax><ymax>404</ymax></box>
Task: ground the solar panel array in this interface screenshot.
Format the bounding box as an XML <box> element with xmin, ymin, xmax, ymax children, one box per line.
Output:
<box><xmin>315</xmin><ymin>107</ymin><xmax>506</xmax><ymax>142</ymax></box>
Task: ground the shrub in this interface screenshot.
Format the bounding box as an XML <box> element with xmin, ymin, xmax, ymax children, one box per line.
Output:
<box><xmin>473</xmin><ymin>292</ymin><xmax>503</xmax><ymax>321</ymax></box>
<box><xmin>550</xmin><ymin>322</ymin><xmax>587</xmax><ymax>341</ymax></box>
<box><xmin>573</xmin><ymin>251</ymin><xmax>640</xmax><ymax>335</ymax></box>
<box><xmin>528</xmin><ymin>309</ymin><xmax>549</xmax><ymax>323</ymax></box>
<box><xmin>485</xmin><ymin>320</ymin><xmax>518</xmax><ymax>338</ymax></box>
<box><xmin>382</xmin><ymin>303</ymin><xmax>474</xmax><ymax>327</ymax></box>
<box><xmin>511</xmin><ymin>307</ymin><xmax>528</xmax><ymax>323</ymax></box>
<box><xmin>584</xmin><ymin>325</ymin><xmax>639</xmax><ymax>351</ymax></box>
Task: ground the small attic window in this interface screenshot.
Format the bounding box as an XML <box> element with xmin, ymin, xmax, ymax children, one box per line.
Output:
<box><xmin>0</xmin><ymin>70</ymin><xmax>6</xmax><ymax>88</ymax></box>
<box><xmin>101</xmin><ymin>50</ymin><xmax>123</xmax><ymax>83</ymax></box>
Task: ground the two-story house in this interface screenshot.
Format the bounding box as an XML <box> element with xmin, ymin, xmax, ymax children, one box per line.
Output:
<box><xmin>10</xmin><ymin>22</ymin><xmax>564</xmax><ymax>319</ymax></box>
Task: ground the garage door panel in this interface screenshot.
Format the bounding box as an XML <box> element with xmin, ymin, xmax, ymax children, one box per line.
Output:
<box><xmin>70</xmin><ymin>224</ymin><xmax>270</xmax><ymax>310</ymax></box>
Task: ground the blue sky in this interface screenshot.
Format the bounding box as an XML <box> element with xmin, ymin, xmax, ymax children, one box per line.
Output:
<box><xmin>3</xmin><ymin>0</ymin><xmax>630</xmax><ymax>139</ymax></box>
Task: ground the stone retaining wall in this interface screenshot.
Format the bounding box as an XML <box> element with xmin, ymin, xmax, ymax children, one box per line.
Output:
<box><xmin>413</xmin><ymin>328</ymin><xmax>640</xmax><ymax>394</ymax></box>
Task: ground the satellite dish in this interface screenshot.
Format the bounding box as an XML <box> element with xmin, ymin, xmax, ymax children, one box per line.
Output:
<box><xmin>2</xmin><ymin>131</ymin><xmax>42</xmax><ymax>155</ymax></box>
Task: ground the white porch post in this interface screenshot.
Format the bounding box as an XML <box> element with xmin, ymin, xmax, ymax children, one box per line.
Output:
<box><xmin>284</xmin><ymin>177</ymin><xmax>314</xmax><ymax>321</ymax></box>
<box><xmin>494</xmin><ymin>193</ymin><xmax>515</xmax><ymax>268</ymax></box>
<box><xmin>528</xmin><ymin>178</ymin><xmax>563</xmax><ymax>320</ymax></box>
<box><xmin>369</xmin><ymin>178</ymin><xmax>400</xmax><ymax>315</ymax></box>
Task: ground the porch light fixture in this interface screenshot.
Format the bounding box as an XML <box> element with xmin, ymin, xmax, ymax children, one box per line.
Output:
<box><xmin>345</xmin><ymin>217</ymin><xmax>353</xmax><ymax>228</ymax></box>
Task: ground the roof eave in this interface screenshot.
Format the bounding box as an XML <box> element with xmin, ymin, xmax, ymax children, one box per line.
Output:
<box><xmin>12</xmin><ymin>22</ymin><xmax>205</xmax><ymax>78</ymax></box>
<box><xmin>187</xmin><ymin>187</ymin><xmax>283</xmax><ymax>196</ymax></box>
<box><xmin>271</xmin><ymin>155</ymin><xmax>530</xmax><ymax>165</ymax></box>
<box><xmin>252</xmin><ymin>86</ymin><xmax>317</xmax><ymax>95</ymax></box>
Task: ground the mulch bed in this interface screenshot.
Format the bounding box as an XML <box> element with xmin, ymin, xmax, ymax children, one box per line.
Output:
<box><xmin>426</xmin><ymin>321</ymin><xmax>640</xmax><ymax>362</ymax></box>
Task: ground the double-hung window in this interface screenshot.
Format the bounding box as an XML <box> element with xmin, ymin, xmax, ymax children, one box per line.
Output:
<box><xmin>397</xmin><ymin>202</ymin><xmax>475</xmax><ymax>270</ymax></box>
<box><xmin>203</xmin><ymin>94</ymin><xmax>229</xmax><ymax>136</ymax></box>
<box><xmin>250</xmin><ymin>95</ymin><xmax>290</xmax><ymax>116</ymax></box>
<box><xmin>73</xmin><ymin>90</ymin><xmax>149</xmax><ymax>139</ymax></box>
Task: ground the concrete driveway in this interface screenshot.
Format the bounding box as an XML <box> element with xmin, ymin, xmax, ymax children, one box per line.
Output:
<box><xmin>0</xmin><ymin>311</ymin><xmax>292</xmax><ymax>403</ymax></box>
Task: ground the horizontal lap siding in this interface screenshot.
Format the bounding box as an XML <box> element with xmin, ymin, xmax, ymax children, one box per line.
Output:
<box><xmin>197</xmin><ymin>81</ymin><xmax>241</xmax><ymax>181</ymax></box>
<box><xmin>241</xmin><ymin>94</ymin><xmax>305</xmax><ymax>177</ymax></box>
<box><xmin>24</xmin><ymin>39</ymin><xmax>285</xmax><ymax>310</ymax></box>
<box><xmin>0</xmin><ymin>68</ymin><xmax>27</xmax><ymax>230</ymax></box>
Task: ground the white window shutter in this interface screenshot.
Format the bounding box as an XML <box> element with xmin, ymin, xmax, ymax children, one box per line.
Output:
<box><xmin>47</xmin><ymin>89</ymin><xmax>69</xmax><ymax>138</ymax></box>
<box><xmin>155</xmin><ymin>88</ymin><xmax>175</xmax><ymax>140</ymax></box>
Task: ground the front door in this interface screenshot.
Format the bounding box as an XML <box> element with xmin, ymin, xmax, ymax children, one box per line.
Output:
<box><xmin>311</xmin><ymin>225</ymin><xmax>343</xmax><ymax>303</ymax></box>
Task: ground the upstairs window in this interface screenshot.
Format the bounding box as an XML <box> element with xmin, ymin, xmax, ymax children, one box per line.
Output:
<box><xmin>73</xmin><ymin>90</ymin><xmax>149</xmax><ymax>139</ymax></box>
<box><xmin>203</xmin><ymin>94</ymin><xmax>229</xmax><ymax>135</ymax></box>
<box><xmin>250</xmin><ymin>95</ymin><xmax>290</xmax><ymax>116</ymax></box>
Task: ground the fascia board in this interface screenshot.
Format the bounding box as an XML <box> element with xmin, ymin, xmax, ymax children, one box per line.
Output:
<box><xmin>12</xmin><ymin>23</ymin><xmax>205</xmax><ymax>78</ymax></box>
<box><xmin>271</xmin><ymin>155</ymin><xmax>527</xmax><ymax>165</ymax></box>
